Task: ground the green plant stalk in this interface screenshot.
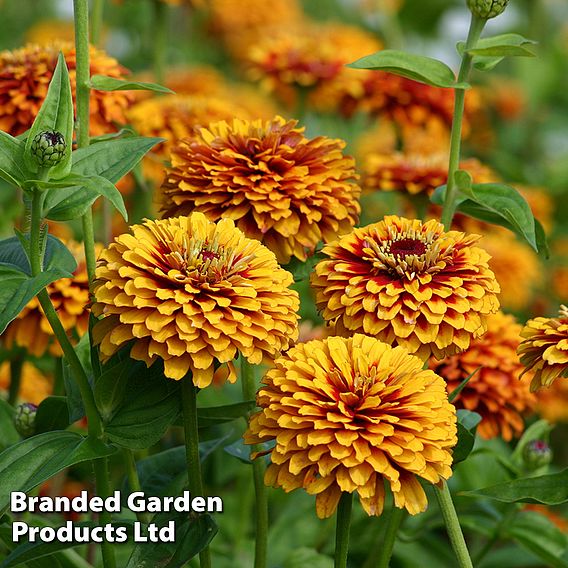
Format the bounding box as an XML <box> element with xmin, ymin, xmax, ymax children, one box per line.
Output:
<box><xmin>241</xmin><ymin>357</ymin><xmax>268</xmax><ymax>568</ymax></box>
<box><xmin>90</xmin><ymin>0</ymin><xmax>105</xmax><ymax>46</ymax></box>
<box><xmin>8</xmin><ymin>357</ymin><xmax>24</xmax><ymax>406</ymax></box>
<box><xmin>473</xmin><ymin>504</ymin><xmax>518</xmax><ymax>565</ymax></box>
<box><xmin>153</xmin><ymin>0</ymin><xmax>168</xmax><ymax>85</ymax></box>
<box><xmin>124</xmin><ymin>449</ymin><xmax>151</xmax><ymax>524</ymax></box>
<box><xmin>334</xmin><ymin>492</ymin><xmax>353</xmax><ymax>568</ymax></box>
<box><xmin>435</xmin><ymin>481</ymin><xmax>473</xmax><ymax>568</ymax></box>
<box><xmin>181</xmin><ymin>379</ymin><xmax>212</xmax><ymax>568</ymax></box>
<box><xmin>440</xmin><ymin>14</ymin><xmax>486</xmax><ymax>230</ymax></box>
<box><xmin>29</xmin><ymin>189</ymin><xmax>116</xmax><ymax>568</ymax></box>
<box><xmin>376</xmin><ymin>506</ymin><xmax>405</xmax><ymax>568</ymax></box>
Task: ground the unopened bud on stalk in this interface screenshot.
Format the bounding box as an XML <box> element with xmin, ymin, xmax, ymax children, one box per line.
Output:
<box><xmin>522</xmin><ymin>439</ymin><xmax>552</xmax><ymax>471</ymax></box>
<box><xmin>14</xmin><ymin>402</ymin><xmax>37</xmax><ymax>437</ymax></box>
<box><xmin>466</xmin><ymin>0</ymin><xmax>509</xmax><ymax>19</ymax></box>
<box><xmin>31</xmin><ymin>130</ymin><xmax>66</xmax><ymax>168</ymax></box>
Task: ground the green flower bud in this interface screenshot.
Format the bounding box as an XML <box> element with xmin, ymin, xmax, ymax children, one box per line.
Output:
<box><xmin>522</xmin><ymin>439</ymin><xmax>552</xmax><ymax>471</ymax></box>
<box><xmin>30</xmin><ymin>130</ymin><xmax>67</xmax><ymax>168</ymax></box>
<box><xmin>466</xmin><ymin>0</ymin><xmax>509</xmax><ymax>19</ymax></box>
<box><xmin>14</xmin><ymin>402</ymin><xmax>37</xmax><ymax>438</ymax></box>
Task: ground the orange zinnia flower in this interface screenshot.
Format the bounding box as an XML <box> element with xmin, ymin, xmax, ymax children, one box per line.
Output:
<box><xmin>92</xmin><ymin>213</ymin><xmax>300</xmax><ymax>387</ymax></box>
<box><xmin>430</xmin><ymin>311</ymin><xmax>536</xmax><ymax>441</ymax></box>
<box><xmin>245</xmin><ymin>334</ymin><xmax>457</xmax><ymax>518</ymax></box>
<box><xmin>311</xmin><ymin>216</ymin><xmax>500</xmax><ymax>360</ymax></box>
<box><xmin>160</xmin><ymin>117</ymin><xmax>361</xmax><ymax>264</ymax></box>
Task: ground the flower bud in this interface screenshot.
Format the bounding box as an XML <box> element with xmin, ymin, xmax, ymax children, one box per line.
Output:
<box><xmin>466</xmin><ymin>0</ymin><xmax>509</xmax><ymax>19</ymax></box>
<box><xmin>522</xmin><ymin>439</ymin><xmax>552</xmax><ymax>471</ymax></box>
<box><xmin>14</xmin><ymin>402</ymin><xmax>37</xmax><ymax>437</ymax></box>
<box><xmin>30</xmin><ymin>130</ymin><xmax>66</xmax><ymax>168</ymax></box>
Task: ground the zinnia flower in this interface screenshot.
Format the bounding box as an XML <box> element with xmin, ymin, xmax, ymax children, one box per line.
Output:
<box><xmin>92</xmin><ymin>213</ymin><xmax>300</xmax><ymax>387</ymax></box>
<box><xmin>311</xmin><ymin>216</ymin><xmax>500</xmax><ymax>360</ymax></box>
<box><xmin>0</xmin><ymin>42</ymin><xmax>133</xmax><ymax>137</ymax></box>
<box><xmin>2</xmin><ymin>241</ymin><xmax>93</xmax><ymax>358</ymax></box>
<box><xmin>159</xmin><ymin>117</ymin><xmax>361</xmax><ymax>264</ymax></box>
<box><xmin>244</xmin><ymin>334</ymin><xmax>457</xmax><ymax>518</ymax></box>
<box><xmin>430</xmin><ymin>311</ymin><xmax>536</xmax><ymax>441</ymax></box>
<box><xmin>0</xmin><ymin>362</ymin><xmax>52</xmax><ymax>405</ymax></box>
<box><xmin>518</xmin><ymin>305</ymin><xmax>568</xmax><ymax>391</ymax></box>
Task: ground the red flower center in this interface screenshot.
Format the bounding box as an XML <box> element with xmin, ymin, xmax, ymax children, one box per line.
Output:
<box><xmin>200</xmin><ymin>249</ymin><xmax>219</xmax><ymax>262</ymax></box>
<box><xmin>389</xmin><ymin>238</ymin><xmax>426</xmax><ymax>258</ymax></box>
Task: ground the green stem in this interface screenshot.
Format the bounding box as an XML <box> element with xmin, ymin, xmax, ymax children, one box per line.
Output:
<box><xmin>124</xmin><ymin>450</ymin><xmax>151</xmax><ymax>524</ymax></box>
<box><xmin>153</xmin><ymin>0</ymin><xmax>168</xmax><ymax>85</ymax></box>
<box><xmin>435</xmin><ymin>482</ymin><xmax>473</xmax><ymax>568</ymax></box>
<box><xmin>440</xmin><ymin>14</ymin><xmax>486</xmax><ymax>230</ymax></box>
<box><xmin>181</xmin><ymin>379</ymin><xmax>212</xmax><ymax>568</ymax></box>
<box><xmin>334</xmin><ymin>492</ymin><xmax>353</xmax><ymax>568</ymax></box>
<box><xmin>241</xmin><ymin>358</ymin><xmax>268</xmax><ymax>568</ymax></box>
<box><xmin>8</xmin><ymin>357</ymin><xmax>24</xmax><ymax>406</ymax></box>
<box><xmin>473</xmin><ymin>504</ymin><xmax>518</xmax><ymax>566</ymax></box>
<box><xmin>90</xmin><ymin>0</ymin><xmax>105</xmax><ymax>46</ymax></box>
<box><xmin>376</xmin><ymin>507</ymin><xmax>405</xmax><ymax>568</ymax></box>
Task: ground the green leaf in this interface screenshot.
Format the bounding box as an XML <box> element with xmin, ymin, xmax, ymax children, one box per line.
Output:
<box><xmin>0</xmin><ymin>132</ymin><xmax>28</xmax><ymax>187</ymax></box>
<box><xmin>461</xmin><ymin>468</ymin><xmax>568</xmax><ymax>504</ymax></box>
<box><xmin>71</xmin><ymin>136</ymin><xmax>163</xmax><ymax>183</ymax></box>
<box><xmin>42</xmin><ymin>174</ymin><xmax>128</xmax><ymax>221</ymax></box>
<box><xmin>0</xmin><ymin>431</ymin><xmax>116</xmax><ymax>514</ymax></box>
<box><xmin>465</xmin><ymin>33</ymin><xmax>537</xmax><ymax>58</ymax></box>
<box><xmin>62</xmin><ymin>333</ymin><xmax>92</xmax><ymax>423</ymax></box>
<box><xmin>346</xmin><ymin>49</ymin><xmax>466</xmax><ymax>89</ymax></box>
<box><xmin>125</xmin><ymin>512</ymin><xmax>217</xmax><ymax>568</ymax></box>
<box><xmin>197</xmin><ymin>401</ymin><xmax>255</xmax><ymax>427</ymax></box>
<box><xmin>24</xmin><ymin>53</ymin><xmax>73</xmax><ymax>179</ymax></box>
<box><xmin>34</xmin><ymin>396</ymin><xmax>70</xmax><ymax>434</ymax></box>
<box><xmin>453</xmin><ymin>409</ymin><xmax>481</xmax><ymax>464</ymax></box>
<box><xmin>0</xmin><ymin>399</ymin><xmax>20</xmax><ymax>451</ymax></box>
<box><xmin>90</xmin><ymin>75</ymin><xmax>174</xmax><ymax>94</ymax></box>
<box><xmin>506</xmin><ymin>511</ymin><xmax>568</xmax><ymax>567</ymax></box>
<box><xmin>284</xmin><ymin>251</ymin><xmax>325</xmax><ymax>283</ymax></box>
<box><xmin>104</xmin><ymin>362</ymin><xmax>182</xmax><ymax>449</ymax></box>
<box><xmin>94</xmin><ymin>357</ymin><xmax>131</xmax><ymax>421</ymax></box>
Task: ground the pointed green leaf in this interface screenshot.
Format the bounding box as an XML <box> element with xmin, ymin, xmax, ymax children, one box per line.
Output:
<box><xmin>34</xmin><ymin>396</ymin><xmax>70</xmax><ymax>434</ymax></box>
<box><xmin>453</xmin><ymin>409</ymin><xmax>481</xmax><ymax>464</ymax></box>
<box><xmin>462</xmin><ymin>468</ymin><xmax>568</xmax><ymax>504</ymax></box>
<box><xmin>465</xmin><ymin>33</ymin><xmax>537</xmax><ymax>57</ymax></box>
<box><xmin>0</xmin><ymin>432</ymin><xmax>116</xmax><ymax>514</ymax></box>
<box><xmin>71</xmin><ymin>136</ymin><xmax>163</xmax><ymax>183</ymax></box>
<box><xmin>0</xmin><ymin>132</ymin><xmax>28</xmax><ymax>187</ymax></box>
<box><xmin>196</xmin><ymin>401</ymin><xmax>255</xmax><ymax>427</ymax></box>
<box><xmin>90</xmin><ymin>75</ymin><xmax>174</xmax><ymax>94</ymax></box>
<box><xmin>94</xmin><ymin>357</ymin><xmax>131</xmax><ymax>421</ymax></box>
<box><xmin>24</xmin><ymin>53</ymin><xmax>73</xmax><ymax>179</ymax></box>
<box><xmin>347</xmin><ymin>49</ymin><xmax>467</xmax><ymax>89</ymax></box>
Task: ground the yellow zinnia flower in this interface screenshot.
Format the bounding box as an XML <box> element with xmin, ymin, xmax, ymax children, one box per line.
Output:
<box><xmin>245</xmin><ymin>334</ymin><xmax>457</xmax><ymax>518</ymax></box>
<box><xmin>92</xmin><ymin>213</ymin><xmax>300</xmax><ymax>387</ymax></box>
<box><xmin>0</xmin><ymin>42</ymin><xmax>133</xmax><ymax>137</ymax></box>
<box><xmin>311</xmin><ymin>216</ymin><xmax>500</xmax><ymax>360</ymax></box>
<box><xmin>430</xmin><ymin>311</ymin><xmax>536</xmax><ymax>441</ymax></box>
<box><xmin>518</xmin><ymin>305</ymin><xmax>568</xmax><ymax>391</ymax></box>
<box><xmin>160</xmin><ymin>117</ymin><xmax>361</xmax><ymax>264</ymax></box>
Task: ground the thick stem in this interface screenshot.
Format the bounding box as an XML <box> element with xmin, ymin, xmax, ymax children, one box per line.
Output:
<box><xmin>241</xmin><ymin>358</ymin><xmax>268</xmax><ymax>568</ymax></box>
<box><xmin>8</xmin><ymin>357</ymin><xmax>24</xmax><ymax>406</ymax></box>
<box><xmin>124</xmin><ymin>450</ymin><xmax>151</xmax><ymax>524</ymax></box>
<box><xmin>440</xmin><ymin>14</ymin><xmax>486</xmax><ymax>230</ymax></box>
<box><xmin>435</xmin><ymin>482</ymin><xmax>473</xmax><ymax>568</ymax></box>
<box><xmin>153</xmin><ymin>0</ymin><xmax>168</xmax><ymax>85</ymax></box>
<box><xmin>334</xmin><ymin>492</ymin><xmax>353</xmax><ymax>568</ymax></box>
<box><xmin>90</xmin><ymin>0</ymin><xmax>105</xmax><ymax>46</ymax></box>
<box><xmin>181</xmin><ymin>379</ymin><xmax>212</xmax><ymax>568</ymax></box>
<box><xmin>376</xmin><ymin>507</ymin><xmax>405</xmax><ymax>568</ymax></box>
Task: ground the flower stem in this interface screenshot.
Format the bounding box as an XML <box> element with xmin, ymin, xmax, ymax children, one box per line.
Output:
<box><xmin>153</xmin><ymin>0</ymin><xmax>168</xmax><ymax>85</ymax></box>
<box><xmin>181</xmin><ymin>378</ymin><xmax>212</xmax><ymax>568</ymax></box>
<box><xmin>440</xmin><ymin>14</ymin><xmax>485</xmax><ymax>230</ymax></box>
<box><xmin>124</xmin><ymin>449</ymin><xmax>151</xmax><ymax>524</ymax></box>
<box><xmin>241</xmin><ymin>357</ymin><xmax>268</xmax><ymax>568</ymax></box>
<box><xmin>435</xmin><ymin>481</ymin><xmax>473</xmax><ymax>568</ymax></box>
<box><xmin>334</xmin><ymin>492</ymin><xmax>353</xmax><ymax>568</ymax></box>
<box><xmin>376</xmin><ymin>506</ymin><xmax>405</xmax><ymax>568</ymax></box>
<box><xmin>8</xmin><ymin>356</ymin><xmax>24</xmax><ymax>406</ymax></box>
<box><xmin>90</xmin><ymin>0</ymin><xmax>105</xmax><ymax>46</ymax></box>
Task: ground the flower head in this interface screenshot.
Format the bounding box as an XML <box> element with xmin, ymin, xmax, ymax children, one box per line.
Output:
<box><xmin>160</xmin><ymin>117</ymin><xmax>361</xmax><ymax>264</ymax></box>
<box><xmin>311</xmin><ymin>216</ymin><xmax>500</xmax><ymax>360</ymax></box>
<box><xmin>31</xmin><ymin>130</ymin><xmax>67</xmax><ymax>168</ymax></box>
<box><xmin>467</xmin><ymin>0</ymin><xmax>509</xmax><ymax>19</ymax></box>
<box><xmin>0</xmin><ymin>42</ymin><xmax>133</xmax><ymax>137</ymax></box>
<box><xmin>92</xmin><ymin>213</ymin><xmax>300</xmax><ymax>387</ymax></box>
<box><xmin>245</xmin><ymin>334</ymin><xmax>457</xmax><ymax>518</ymax></box>
<box><xmin>2</xmin><ymin>241</ymin><xmax>93</xmax><ymax>357</ymax></box>
<box><xmin>430</xmin><ymin>312</ymin><xmax>536</xmax><ymax>441</ymax></box>
<box><xmin>518</xmin><ymin>306</ymin><xmax>568</xmax><ymax>391</ymax></box>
